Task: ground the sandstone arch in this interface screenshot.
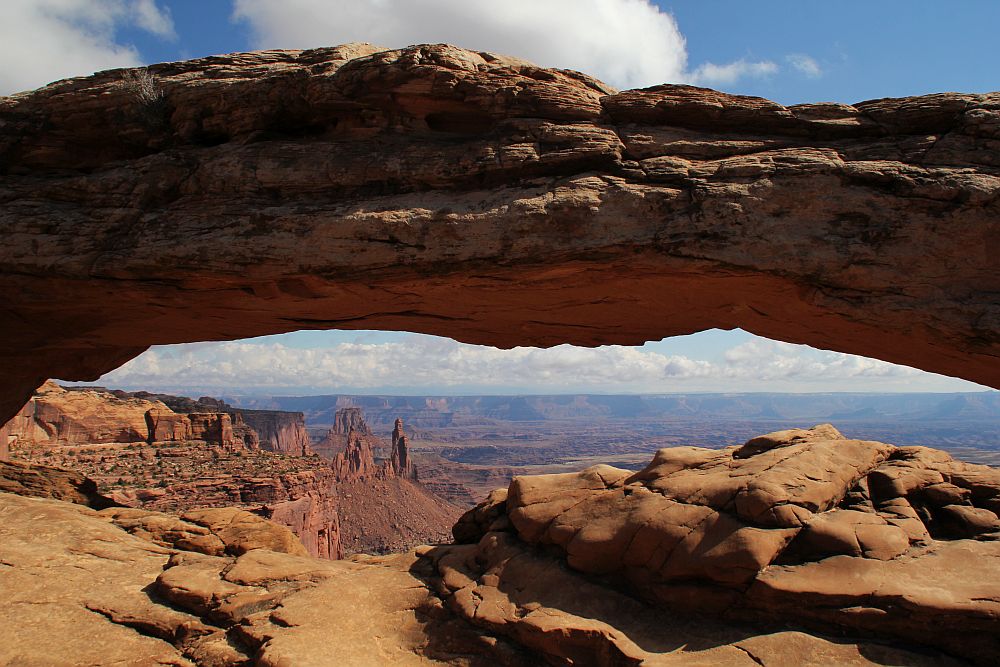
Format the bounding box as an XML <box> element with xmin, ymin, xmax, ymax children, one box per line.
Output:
<box><xmin>1</xmin><ymin>43</ymin><xmax>998</xmax><ymax>425</ymax></box>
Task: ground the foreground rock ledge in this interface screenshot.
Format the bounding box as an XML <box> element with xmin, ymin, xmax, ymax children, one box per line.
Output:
<box><xmin>1</xmin><ymin>43</ymin><xmax>999</xmax><ymax>423</ymax></box>
<box><xmin>449</xmin><ymin>425</ymin><xmax>1000</xmax><ymax>665</ymax></box>
<box><xmin>1</xmin><ymin>425</ymin><xmax>995</xmax><ymax>665</ymax></box>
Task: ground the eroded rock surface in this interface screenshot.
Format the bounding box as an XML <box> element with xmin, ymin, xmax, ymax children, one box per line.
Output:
<box><xmin>0</xmin><ymin>491</ymin><xmax>514</xmax><ymax>666</ymax></box>
<box><xmin>445</xmin><ymin>425</ymin><xmax>1000</xmax><ymax>664</ymax></box>
<box><xmin>1</xmin><ymin>43</ymin><xmax>998</xmax><ymax>424</ymax></box>
<box><xmin>1</xmin><ymin>481</ymin><xmax>962</xmax><ymax>666</ymax></box>
<box><xmin>1</xmin><ymin>382</ymin><xmax>257</xmax><ymax>450</ymax></box>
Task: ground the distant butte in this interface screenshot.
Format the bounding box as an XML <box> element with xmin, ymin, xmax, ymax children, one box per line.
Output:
<box><xmin>1</xmin><ymin>43</ymin><xmax>999</xmax><ymax>428</ymax></box>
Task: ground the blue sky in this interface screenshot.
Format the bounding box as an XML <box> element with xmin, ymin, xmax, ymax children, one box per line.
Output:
<box><xmin>3</xmin><ymin>1</ymin><xmax>994</xmax><ymax>394</ymax></box>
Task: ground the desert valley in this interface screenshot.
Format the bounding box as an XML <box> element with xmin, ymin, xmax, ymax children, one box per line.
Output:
<box><xmin>2</xmin><ymin>379</ymin><xmax>999</xmax><ymax>664</ymax></box>
<box><xmin>1</xmin><ymin>26</ymin><xmax>998</xmax><ymax>667</ymax></box>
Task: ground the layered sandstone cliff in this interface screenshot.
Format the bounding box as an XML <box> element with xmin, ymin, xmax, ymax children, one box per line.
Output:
<box><xmin>6</xmin><ymin>385</ymin><xmax>456</xmax><ymax>559</ymax></box>
<box><xmin>0</xmin><ymin>43</ymin><xmax>997</xmax><ymax>427</ymax></box>
<box><xmin>236</xmin><ymin>409</ymin><xmax>313</xmax><ymax>456</ymax></box>
<box><xmin>0</xmin><ymin>382</ymin><xmax>264</xmax><ymax>453</ymax></box>
<box><xmin>132</xmin><ymin>391</ymin><xmax>313</xmax><ymax>456</ymax></box>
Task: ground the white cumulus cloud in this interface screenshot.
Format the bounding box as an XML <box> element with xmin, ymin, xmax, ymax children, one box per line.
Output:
<box><xmin>232</xmin><ymin>0</ymin><xmax>781</xmax><ymax>90</ymax></box>
<box><xmin>786</xmin><ymin>53</ymin><xmax>821</xmax><ymax>78</ymax></box>
<box><xmin>0</xmin><ymin>0</ymin><xmax>174</xmax><ymax>96</ymax></box>
<box><xmin>689</xmin><ymin>58</ymin><xmax>779</xmax><ymax>87</ymax></box>
<box><xmin>88</xmin><ymin>331</ymin><xmax>980</xmax><ymax>395</ymax></box>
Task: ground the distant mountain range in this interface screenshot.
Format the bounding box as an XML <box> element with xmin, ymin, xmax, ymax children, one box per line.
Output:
<box><xmin>221</xmin><ymin>392</ymin><xmax>1000</xmax><ymax>428</ymax></box>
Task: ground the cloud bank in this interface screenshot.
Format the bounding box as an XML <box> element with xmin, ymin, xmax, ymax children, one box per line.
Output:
<box><xmin>91</xmin><ymin>332</ymin><xmax>978</xmax><ymax>395</ymax></box>
<box><xmin>232</xmin><ymin>0</ymin><xmax>780</xmax><ymax>90</ymax></box>
<box><xmin>0</xmin><ymin>0</ymin><xmax>174</xmax><ymax>95</ymax></box>
<box><xmin>1</xmin><ymin>1</ymin><xmax>819</xmax><ymax>96</ymax></box>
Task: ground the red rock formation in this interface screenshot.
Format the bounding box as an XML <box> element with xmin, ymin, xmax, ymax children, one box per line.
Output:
<box><xmin>331</xmin><ymin>429</ymin><xmax>378</xmax><ymax>482</ymax></box>
<box><xmin>235</xmin><ymin>409</ymin><xmax>313</xmax><ymax>456</ymax></box>
<box><xmin>143</xmin><ymin>408</ymin><xmax>190</xmax><ymax>442</ymax></box>
<box><xmin>335</xmin><ymin>407</ymin><xmax>373</xmax><ymax>437</ymax></box>
<box><xmin>186</xmin><ymin>413</ymin><xmax>236</xmax><ymax>449</ymax></box>
<box><xmin>0</xmin><ymin>459</ymin><xmax>119</xmax><ymax>509</ymax></box>
<box><xmin>230</xmin><ymin>412</ymin><xmax>261</xmax><ymax>450</ymax></box>
<box><xmin>2</xmin><ymin>382</ymin><xmax>166</xmax><ymax>448</ymax></box>
<box><xmin>258</xmin><ymin>491</ymin><xmax>342</xmax><ymax>560</ymax></box>
<box><xmin>0</xmin><ymin>43</ymin><xmax>997</xmax><ymax>426</ymax></box>
<box><xmin>314</xmin><ymin>407</ymin><xmax>380</xmax><ymax>459</ymax></box>
<box><xmin>389</xmin><ymin>417</ymin><xmax>415</xmax><ymax>480</ymax></box>
<box><xmin>447</xmin><ymin>425</ymin><xmax>1000</xmax><ymax>664</ymax></box>
<box><xmin>8</xmin><ymin>390</ymin><xmax>451</xmax><ymax>559</ymax></box>
<box><xmin>127</xmin><ymin>391</ymin><xmax>305</xmax><ymax>455</ymax></box>
<box><xmin>2</xmin><ymin>383</ymin><xmax>268</xmax><ymax>453</ymax></box>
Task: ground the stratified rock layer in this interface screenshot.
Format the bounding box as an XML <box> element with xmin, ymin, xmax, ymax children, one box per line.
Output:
<box><xmin>1</xmin><ymin>43</ymin><xmax>998</xmax><ymax>424</ymax></box>
<box><xmin>447</xmin><ymin>425</ymin><xmax>1000</xmax><ymax>664</ymax></box>
<box><xmin>5</xmin><ymin>387</ymin><xmax>458</xmax><ymax>560</ymax></box>
<box><xmin>1</xmin><ymin>382</ymin><xmax>256</xmax><ymax>450</ymax></box>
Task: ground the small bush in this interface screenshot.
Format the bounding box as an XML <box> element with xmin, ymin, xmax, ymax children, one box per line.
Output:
<box><xmin>118</xmin><ymin>67</ymin><xmax>164</xmax><ymax>105</ymax></box>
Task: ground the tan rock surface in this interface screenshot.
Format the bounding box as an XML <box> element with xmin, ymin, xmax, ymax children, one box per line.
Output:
<box><xmin>2</xmin><ymin>482</ymin><xmax>961</xmax><ymax>666</ymax></box>
<box><xmin>422</xmin><ymin>533</ymin><xmax>960</xmax><ymax>666</ymax></box>
<box><xmin>1</xmin><ymin>44</ymin><xmax>998</xmax><ymax>424</ymax></box>
<box><xmin>455</xmin><ymin>425</ymin><xmax>1000</xmax><ymax>663</ymax></box>
<box><xmin>0</xmin><ymin>493</ymin><xmax>199</xmax><ymax>666</ymax></box>
<box><xmin>0</xmin><ymin>491</ymin><xmax>521</xmax><ymax>666</ymax></box>
<box><xmin>0</xmin><ymin>458</ymin><xmax>119</xmax><ymax>509</ymax></box>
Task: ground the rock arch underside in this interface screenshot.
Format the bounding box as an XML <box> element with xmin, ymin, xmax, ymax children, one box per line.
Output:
<box><xmin>2</xmin><ymin>42</ymin><xmax>1000</xmax><ymax>666</ymax></box>
<box><xmin>1</xmin><ymin>43</ymin><xmax>999</xmax><ymax>423</ymax></box>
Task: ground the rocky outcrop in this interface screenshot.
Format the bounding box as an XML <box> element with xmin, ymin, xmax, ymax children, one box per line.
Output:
<box><xmin>130</xmin><ymin>390</ymin><xmax>312</xmax><ymax>455</ymax></box>
<box><xmin>0</xmin><ymin>489</ymin><xmax>965</xmax><ymax>666</ymax></box>
<box><xmin>327</xmin><ymin>414</ymin><xmax>461</xmax><ymax>554</ymax></box>
<box><xmin>0</xmin><ymin>459</ymin><xmax>119</xmax><ymax>509</ymax></box>
<box><xmin>114</xmin><ymin>462</ymin><xmax>346</xmax><ymax>560</ymax></box>
<box><xmin>314</xmin><ymin>406</ymin><xmax>381</xmax><ymax>459</ymax></box>
<box><xmin>0</xmin><ymin>491</ymin><xmax>512</xmax><ymax>666</ymax></box>
<box><xmin>334</xmin><ymin>407</ymin><xmax>373</xmax><ymax>437</ymax></box>
<box><xmin>102</xmin><ymin>505</ymin><xmax>310</xmax><ymax>557</ymax></box>
<box><xmin>234</xmin><ymin>409</ymin><xmax>313</xmax><ymax>456</ymax></box>
<box><xmin>10</xmin><ymin>396</ymin><xmax>452</xmax><ymax>559</ymax></box>
<box><xmin>257</xmin><ymin>489</ymin><xmax>342</xmax><ymax>559</ymax></box>
<box><xmin>331</xmin><ymin>429</ymin><xmax>377</xmax><ymax>482</ymax></box>
<box><xmin>1</xmin><ymin>43</ymin><xmax>998</xmax><ymax>425</ymax></box>
<box><xmin>1</xmin><ymin>383</ymin><xmax>259</xmax><ymax>451</ymax></box>
<box><xmin>390</xmin><ymin>417</ymin><xmax>416</xmax><ymax>479</ymax></box>
<box><xmin>2</xmin><ymin>382</ymin><xmax>162</xmax><ymax>448</ymax></box>
<box><xmin>446</xmin><ymin>425</ymin><xmax>1000</xmax><ymax>664</ymax></box>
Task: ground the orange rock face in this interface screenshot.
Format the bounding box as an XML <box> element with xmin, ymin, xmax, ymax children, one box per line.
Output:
<box><xmin>0</xmin><ymin>43</ymin><xmax>998</xmax><ymax>426</ymax></box>
<box><xmin>446</xmin><ymin>425</ymin><xmax>1000</xmax><ymax>663</ymax></box>
<box><xmin>5</xmin><ymin>385</ymin><xmax>457</xmax><ymax>559</ymax></box>
<box><xmin>1</xmin><ymin>383</ymin><xmax>254</xmax><ymax>451</ymax></box>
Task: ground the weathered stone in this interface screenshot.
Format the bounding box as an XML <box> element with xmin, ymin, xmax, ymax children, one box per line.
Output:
<box><xmin>463</xmin><ymin>426</ymin><xmax>1000</xmax><ymax>663</ymax></box>
<box><xmin>0</xmin><ymin>459</ymin><xmax>119</xmax><ymax>509</ymax></box>
<box><xmin>1</xmin><ymin>44</ymin><xmax>998</xmax><ymax>424</ymax></box>
<box><xmin>179</xmin><ymin>507</ymin><xmax>310</xmax><ymax>556</ymax></box>
<box><xmin>0</xmin><ymin>490</ymin><xmax>522</xmax><ymax>666</ymax></box>
<box><xmin>626</xmin><ymin>425</ymin><xmax>893</xmax><ymax>527</ymax></box>
<box><xmin>424</xmin><ymin>532</ymin><xmax>961</xmax><ymax>666</ymax></box>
